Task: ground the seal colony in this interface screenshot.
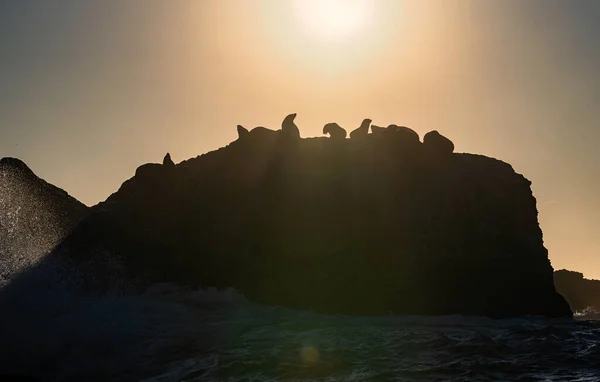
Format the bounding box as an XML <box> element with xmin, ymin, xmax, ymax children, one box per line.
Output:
<box><xmin>236</xmin><ymin>113</ymin><xmax>454</xmax><ymax>153</ymax></box>
<box><xmin>49</xmin><ymin>113</ymin><xmax>570</xmax><ymax>319</ymax></box>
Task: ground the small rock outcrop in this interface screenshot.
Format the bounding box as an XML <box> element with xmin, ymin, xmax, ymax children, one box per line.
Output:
<box><xmin>350</xmin><ymin>119</ymin><xmax>371</xmax><ymax>139</ymax></box>
<box><xmin>163</xmin><ymin>153</ymin><xmax>175</xmax><ymax>167</ymax></box>
<box><xmin>424</xmin><ymin>130</ymin><xmax>455</xmax><ymax>154</ymax></box>
<box><xmin>54</xmin><ymin>127</ymin><xmax>571</xmax><ymax>318</ymax></box>
<box><xmin>554</xmin><ymin>270</ymin><xmax>600</xmax><ymax>312</ymax></box>
<box><xmin>323</xmin><ymin>123</ymin><xmax>347</xmax><ymax>140</ymax></box>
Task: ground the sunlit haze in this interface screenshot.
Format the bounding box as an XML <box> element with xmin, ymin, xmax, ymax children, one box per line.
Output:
<box><xmin>291</xmin><ymin>0</ymin><xmax>375</xmax><ymax>42</ymax></box>
<box><xmin>1</xmin><ymin>0</ymin><xmax>600</xmax><ymax>277</ymax></box>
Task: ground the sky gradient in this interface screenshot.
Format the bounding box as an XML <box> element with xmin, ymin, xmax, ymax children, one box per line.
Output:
<box><xmin>1</xmin><ymin>1</ymin><xmax>599</xmax><ymax>277</ymax></box>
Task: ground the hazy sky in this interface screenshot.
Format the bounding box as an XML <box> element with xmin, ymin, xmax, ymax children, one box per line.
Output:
<box><xmin>1</xmin><ymin>1</ymin><xmax>599</xmax><ymax>277</ymax></box>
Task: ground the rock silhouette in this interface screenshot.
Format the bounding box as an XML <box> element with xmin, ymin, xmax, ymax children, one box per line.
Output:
<box><xmin>424</xmin><ymin>130</ymin><xmax>455</xmax><ymax>154</ymax></box>
<box><xmin>323</xmin><ymin>123</ymin><xmax>347</xmax><ymax>140</ymax></box>
<box><xmin>0</xmin><ymin>158</ymin><xmax>88</xmax><ymax>281</ymax></box>
<box><xmin>554</xmin><ymin>270</ymin><xmax>600</xmax><ymax>312</ymax></box>
<box><xmin>281</xmin><ymin>113</ymin><xmax>300</xmax><ymax>140</ymax></box>
<box><xmin>236</xmin><ymin>125</ymin><xmax>249</xmax><ymax>139</ymax></box>
<box><xmin>163</xmin><ymin>153</ymin><xmax>175</xmax><ymax>167</ymax></box>
<box><xmin>53</xmin><ymin>126</ymin><xmax>570</xmax><ymax>318</ymax></box>
<box><xmin>350</xmin><ymin>118</ymin><xmax>371</xmax><ymax>139</ymax></box>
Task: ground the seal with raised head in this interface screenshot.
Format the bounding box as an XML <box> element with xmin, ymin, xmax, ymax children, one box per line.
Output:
<box><xmin>237</xmin><ymin>125</ymin><xmax>249</xmax><ymax>139</ymax></box>
<box><xmin>281</xmin><ymin>113</ymin><xmax>300</xmax><ymax>139</ymax></box>
<box><xmin>350</xmin><ymin>118</ymin><xmax>371</xmax><ymax>139</ymax></box>
<box><xmin>323</xmin><ymin>122</ymin><xmax>347</xmax><ymax>140</ymax></box>
<box><xmin>163</xmin><ymin>153</ymin><xmax>175</xmax><ymax>167</ymax></box>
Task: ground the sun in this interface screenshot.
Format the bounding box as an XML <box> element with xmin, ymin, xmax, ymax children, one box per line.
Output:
<box><xmin>291</xmin><ymin>0</ymin><xmax>374</xmax><ymax>42</ymax></box>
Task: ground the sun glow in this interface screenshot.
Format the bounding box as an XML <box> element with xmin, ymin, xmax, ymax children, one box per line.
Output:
<box><xmin>291</xmin><ymin>0</ymin><xmax>375</xmax><ymax>42</ymax></box>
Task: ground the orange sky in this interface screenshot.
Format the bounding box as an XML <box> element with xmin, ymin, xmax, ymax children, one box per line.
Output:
<box><xmin>1</xmin><ymin>1</ymin><xmax>599</xmax><ymax>277</ymax></box>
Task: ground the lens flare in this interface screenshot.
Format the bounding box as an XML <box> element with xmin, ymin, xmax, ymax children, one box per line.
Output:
<box><xmin>300</xmin><ymin>345</ymin><xmax>320</xmax><ymax>365</ymax></box>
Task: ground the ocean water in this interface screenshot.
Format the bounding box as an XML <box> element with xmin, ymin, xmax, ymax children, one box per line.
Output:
<box><xmin>1</xmin><ymin>252</ymin><xmax>600</xmax><ymax>382</ymax></box>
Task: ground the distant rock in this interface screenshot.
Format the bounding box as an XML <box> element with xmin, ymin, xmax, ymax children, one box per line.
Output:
<box><xmin>554</xmin><ymin>269</ymin><xmax>600</xmax><ymax>312</ymax></box>
<box><xmin>55</xmin><ymin>129</ymin><xmax>570</xmax><ymax>318</ymax></box>
<box><xmin>424</xmin><ymin>130</ymin><xmax>454</xmax><ymax>154</ymax></box>
<box><xmin>323</xmin><ymin>123</ymin><xmax>347</xmax><ymax>140</ymax></box>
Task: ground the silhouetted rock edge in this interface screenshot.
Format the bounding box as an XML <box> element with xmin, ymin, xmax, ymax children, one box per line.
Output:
<box><xmin>50</xmin><ymin>124</ymin><xmax>571</xmax><ymax>319</ymax></box>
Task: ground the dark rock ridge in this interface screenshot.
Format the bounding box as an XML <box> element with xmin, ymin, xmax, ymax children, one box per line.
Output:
<box><xmin>0</xmin><ymin>158</ymin><xmax>89</xmax><ymax>281</ymax></box>
<box><xmin>56</xmin><ymin>124</ymin><xmax>571</xmax><ymax>318</ymax></box>
<box><xmin>554</xmin><ymin>269</ymin><xmax>600</xmax><ymax>312</ymax></box>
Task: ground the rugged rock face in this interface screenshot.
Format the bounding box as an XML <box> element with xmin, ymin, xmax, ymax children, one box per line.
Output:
<box><xmin>0</xmin><ymin>158</ymin><xmax>89</xmax><ymax>282</ymax></box>
<box><xmin>56</xmin><ymin>131</ymin><xmax>571</xmax><ymax>318</ymax></box>
<box><xmin>554</xmin><ymin>270</ymin><xmax>600</xmax><ymax>312</ymax></box>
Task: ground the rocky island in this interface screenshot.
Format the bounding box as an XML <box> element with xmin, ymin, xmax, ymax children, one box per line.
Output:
<box><xmin>554</xmin><ymin>270</ymin><xmax>600</xmax><ymax>313</ymax></box>
<box><xmin>37</xmin><ymin>115</ymin><xmax>571</xmax><ymax>318</ymax></box>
